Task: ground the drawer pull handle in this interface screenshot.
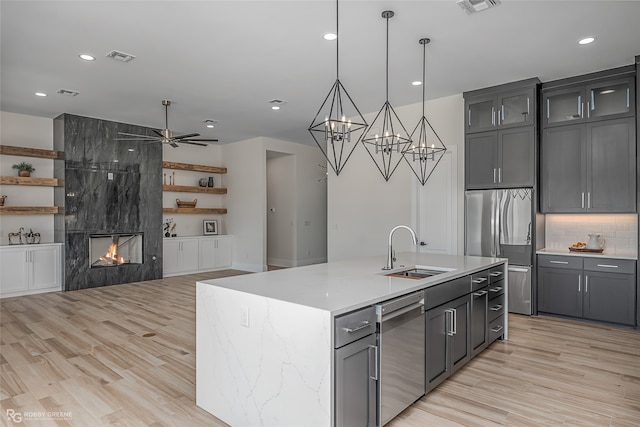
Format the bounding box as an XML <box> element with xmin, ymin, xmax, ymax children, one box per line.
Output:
<box><xmin>490</xmin><ymin>286</ymin><xmax>503</xmax><ymax>292</ymax></box>
<box><xmin>343</xmin><ymin>320</ymin><xmax>371</xmax><ymax>333</ymax></box>
<box><xmin>549</xmin><ymin>261</ymin><xmax>569</xmax><ymax>264</ymax></box>
<box><xmin>491</xmin><ymin>325</ymin><xmax>504</xmax><ymax>333</ymax></box>
<box><xmin>596</xmin><ymin>264</ymin><xmax>619</xmax><ymax>268</ymax></box>
<box><xmin>474</xmin><ymin>290</ymin><xmax>488</xmax><ymax>297</ymax></box>
<box><xmin>490</xmin><ymin>272</ymin><xmax>503</xmax><ymax>277</ymax></box>
<box><xmin>490</xmin><ymin>305</ymin><xmax>503</xmax><ymax>311</ymax></box>
<box><xmin>472</xmin><ymin>278</ymin><xmax>488</xmax><ymax>284</ymax></box>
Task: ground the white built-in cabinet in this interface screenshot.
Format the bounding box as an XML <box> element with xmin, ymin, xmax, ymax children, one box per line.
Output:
<box><xmin>163</xmin><ymin>235</ymin><xmax>232</xmax><ymax>277</ymax></box>
<box><xmin>0</xmin><ymin>243</ymin><xmax>63</xmax><ymax>297</ymax></box>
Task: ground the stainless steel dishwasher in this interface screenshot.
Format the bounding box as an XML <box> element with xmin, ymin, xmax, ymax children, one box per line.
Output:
<box><xmin>376</xmin><ymin>291</ymin><xmax>425</xmax><ymax>426</ymax></box>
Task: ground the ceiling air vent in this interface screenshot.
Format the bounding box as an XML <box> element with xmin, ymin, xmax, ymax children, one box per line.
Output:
<box><xmin>457</xmin><ymin>0</ymin><xmax>502</xmax><ymax>15</ymax></box>
<box><xmin>57</xmin><ymin>89</ymin><xmax>80</xmax><ymax>96</ymax></box>
<box><xmin>105</xmin><ymin>50</ymin><xmax>136</xmax><ymax>63</ymax></box>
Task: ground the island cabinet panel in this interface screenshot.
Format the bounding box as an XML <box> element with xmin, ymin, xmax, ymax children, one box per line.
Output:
<box><xmin>425</xmin><ymin>294</ymin><xmax>471</xmax><ymax>393</ymax></box>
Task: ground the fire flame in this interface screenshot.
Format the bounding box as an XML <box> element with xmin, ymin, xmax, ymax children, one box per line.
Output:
<box><xmin>98</xmin><ymin>242</ymin><xmax>127</xmax><ymax>265</ymax></box>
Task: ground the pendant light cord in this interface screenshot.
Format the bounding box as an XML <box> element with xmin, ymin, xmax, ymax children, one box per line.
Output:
<box><xmin>385</xmin><ymin>14</ymin><xmax>389</xmax><ymax>102</ymax></box>
<box><xmin>422</xmin><ymin>41</ymin><xmax>426</xmax><ymax>118</ymax></box>
<box><xmin>336</xmin><ymin>0</ymin><xmax>339</xmax><ymax>80</ymax></box>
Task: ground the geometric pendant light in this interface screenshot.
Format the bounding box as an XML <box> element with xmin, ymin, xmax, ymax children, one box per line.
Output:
<box><xmin>308</xmin><ymin>0</ymin><xmax>368</xmax><ymax>176</ymax></box>
<box><xmin>403</xmin><ymin>38</ymin><xmax>447</xmax><ymax>185</ymax></box>
<box><xmin>360</xmin><ymin>10</ymin><xmax>413</xmax><ymax>182</ymax></box>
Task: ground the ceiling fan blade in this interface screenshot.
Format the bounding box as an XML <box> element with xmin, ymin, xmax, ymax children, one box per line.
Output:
<box><xmin>181</xmin><ymin>138</ymin><xmax>219</xmax><ymax>142</ymax></box>
<box><xmin>174</xmin><ymin>133</ymin><xmax>200</xmax><ymax>140</ymax></box>
<box><xmin>180</xmin><ymin>141</ymin><xmax>210</xmax><ymax>147</ymax></box>
<box><xmin>114</xmin><ymin>137</ymin><xmax>160</xmax><ymax>142</ymax></box>
<box><xmin>117</xmin><ymin>132</ymin><xmax>158</xmax><ymax>139</ymax></box>
<box><xmin>170</xmin><ymin>141</ymin><xmax>180</xmax><ymax>148</ymax></box>
<box><xmin>152</xmin><ymin>129</ymin><xmax>163</xmax><ymax>137</ymax></box>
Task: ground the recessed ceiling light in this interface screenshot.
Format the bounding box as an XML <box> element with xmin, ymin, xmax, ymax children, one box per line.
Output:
<box><xmin>578</xmin><ymin>36</ymin><xmax>595</xmax><ymax>45</ymax></box>
<box><xmin>272</xmin><ymin>106</ymin><xmax>281</xmax><ymax>110</ymax></box>
<box><xmin>412</xmin><ymin>81</ymin><xmax>422</xmax><ymax>86</ymax></box>
<box><xmin>128</xmin><ymin>148</ymin><xmax>135</xmax><ymax>152</ymax></box>
<box><xmin>78</xmin><ymin>54</ymin><xmax>95</xmax><ymax>61</ymax></box>
<box><xmin>35</xmin><ymin>92</ymin><xmax>47</xmax><ymax>97</ymax></box>
<box><xmin>323</xmin><ymin>33</ymin><xmax>337</xmax><ymax>41</ymax></box>
<box><xmin>206</xmin><ymin>124</ymin><xmax>215</xmax><ymax>128</ymax></box>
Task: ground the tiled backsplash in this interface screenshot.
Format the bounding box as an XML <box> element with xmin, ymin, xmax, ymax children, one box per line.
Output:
<box><xmin>545</xmin><ymin>214</ymin><xmax>638</xmax><ymax>253</ymax></box>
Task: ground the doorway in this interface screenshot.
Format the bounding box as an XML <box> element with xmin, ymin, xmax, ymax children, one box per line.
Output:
<box><xmin>266</xmin><ymin>151</ymin><xmax>296</xmax><ymax>268</ymax></box>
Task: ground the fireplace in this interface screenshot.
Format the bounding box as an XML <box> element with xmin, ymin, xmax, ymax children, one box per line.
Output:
<box><xmin>89</xmin><ymin>233</ymin><xmax>143</xmax><ymax>268</ymax></box>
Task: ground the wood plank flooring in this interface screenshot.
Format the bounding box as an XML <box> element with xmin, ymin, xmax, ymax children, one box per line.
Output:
<box><xmin>1</xmin><ymin>271</ymin><xmax>639</xmax><ymax>426</ymax></box>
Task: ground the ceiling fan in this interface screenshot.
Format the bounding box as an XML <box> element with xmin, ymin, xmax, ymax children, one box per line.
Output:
<box><xmin>116</xmin><ymin>100</ymin><xmax>218</xmax><ymax>147</ymax></box>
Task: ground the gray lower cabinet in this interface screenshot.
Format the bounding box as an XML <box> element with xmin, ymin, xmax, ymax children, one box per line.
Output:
<box><xmin>537</xmin><ymin>255</ymin><xmax>637</xmax><ymax>326</ymax></box>
<box><xmin>425</xmin><ymin>294</ymin><xmax>470</xmax><ymax>393</ymax></box>
<box><xmin>334</xmin><ymin>307</ymin><xmax>377</xmax><ymax>427</ymax></box>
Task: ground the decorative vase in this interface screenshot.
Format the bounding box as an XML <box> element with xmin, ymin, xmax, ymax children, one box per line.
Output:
<box><xmin>208</xmin><ymin>176</ymin><xmax>214</xmax><ymax>187</ymax></box>
<box><xmin>18</xmin><ymin>170</ymin><xmax>31</xmax><ymax>177</ymax></box>
<box><xmin>199</xmin><ymin>178</ymin><xmax>208</xmax><ymax>187</ymax></box>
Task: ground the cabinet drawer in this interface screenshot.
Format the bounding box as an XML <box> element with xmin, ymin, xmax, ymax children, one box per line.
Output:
<box><xmin>583</xmin><ymin>258</ymin><xmax>636</xmax><ymax>274</ymax></box>
<box><xmin>489</xmin><ymin>266</ymin><xmax>505</xmax><ymax>284</ymax></box>
<box><xmin>538</xmin><ymin>255</ymin><xmax>583</xmax><ymax>270</ymax></box>
<box><xmin>425</xmin><ymin>276</ymin><xmax>470</xmax><ymax>310</ymax></box>
<box><xmin>489</xmin><ymin>315</ymin><xmax>505</xmax><ymax>343</ymax></box>
<box><xmin>334</xmin><ymin>307</ymin><xmax>376</xmax><ymax>349</ymax></box>
<box><xmin>471</xmin><ymin>270</ymin><xmax>490</xmax><ymax>291</ymax></box>
<box><xmin>488</xmin><ymin>282</ymin><xmax>505</xmax><ymax>300</ymax></box>
<box><xmin>488</xmin><ymin>293</ymin><xmax>505</xmax><ymax>322</ymax></box>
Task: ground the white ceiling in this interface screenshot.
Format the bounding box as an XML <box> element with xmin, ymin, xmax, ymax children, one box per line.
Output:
<box><xmin>1</xmin><ymin>1</ymin><xmax>639</xmax><ymax>146</ymax></box>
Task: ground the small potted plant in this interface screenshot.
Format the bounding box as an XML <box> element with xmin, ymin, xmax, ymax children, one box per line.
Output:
<box><xmin>12</xmin><ymin>162</ymin><xmax>35</xmax><ymax>177</ymax></box>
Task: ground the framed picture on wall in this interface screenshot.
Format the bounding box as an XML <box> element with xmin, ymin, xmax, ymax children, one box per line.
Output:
<box><xmin>203</xmin><ymin>220</ymin><xmax>218</xmax><ymax>235</ymax></box>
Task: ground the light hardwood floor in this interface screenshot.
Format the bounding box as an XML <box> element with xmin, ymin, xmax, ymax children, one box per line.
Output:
<box><xmin>1</xmin><ymin>271</ymin><xmax>639</xmax><ymax>426</ymax></box>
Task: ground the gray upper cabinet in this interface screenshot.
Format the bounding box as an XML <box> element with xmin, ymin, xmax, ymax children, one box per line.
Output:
<box><xmin>540</xmin><ymin>66</ymin><xmax>636</xmax><ymax>213</ymax></box>
<box><xmin>465</xmin><ymin>85</ymin><xmax>537</xmax><ymax>133</ymax></box>
<box><xmin>543</xmin><ymin>74</ymin><xmax>635</xmax><ymax>127</ymax></box>
<box><xmin>464</xmin><ymin>79</ymin><xmax>539</xmax><ymax>190</ymax></box>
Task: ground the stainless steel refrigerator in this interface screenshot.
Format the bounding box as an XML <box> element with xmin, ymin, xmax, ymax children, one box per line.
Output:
<box><xmin>465</xmin><ymin>188</ymin><xmax>534</xmax><ymax>315</ymax></box>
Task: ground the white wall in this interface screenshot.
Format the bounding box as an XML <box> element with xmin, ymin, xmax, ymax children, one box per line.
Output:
<box><xmin>0</xmin><ymin>112</ymin><xmax>55</xmax><ymax>245</ymax></box>
<box><xmin>327</xmin><ymin>94</ymin><xmax>465</xmax><ymax>261</ymax></box>
<box><xmin>223</xmin><ymin>137</ymin><xmax>327</xmax><ymax>272</ymax></box>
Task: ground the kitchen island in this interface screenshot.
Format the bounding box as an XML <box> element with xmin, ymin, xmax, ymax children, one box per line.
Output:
<box><xmin>196</xmin><ymin>252</ymin><xmax>507</xmax><ymax>427</ymax></box>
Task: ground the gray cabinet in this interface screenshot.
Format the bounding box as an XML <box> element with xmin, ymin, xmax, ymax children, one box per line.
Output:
<box><xmin>541</xmin><ymin>118</ymin><xmax>636</xmax><ymax>213</ymax></box>
<box><xmin>465</xmin><ymin>85</ymin><xmax>536</xmax><ymax>133</ymax></box>
<box><xmin>466</xmin><ymin>127</ymin><xmax>535</xmax><ymax>189</ymax></box>
<box><xmin>334</xmin><ymin>307</ymin><xmax>377</xmax><ymax>427</ymax></box>
<box><xmin>464</xmin><ymin>79</ymin><xmax>538</xmax><ymax>190</ymax></box>
<box><xmin>537</xmin><ymin>255</ymin><xmax>636</xmax><ymax>326</ymax></box>
<box><xmin>540</xmin><ymin>66</ymin><xmax>636</xmax><ymax>214</ymax></box>
<box><xmin>425</xmin><ymin>294</ymin><xmax>470</xmax><ymax>393</ymax></box>
<box><xmin>543</xmin><ymin>74</ymin><xmax>635</xmax><ymax>127</ymax></box>
<box><xmin>470</xmin><ymin>270</ymin><xmax>490</xmax><ymax>357</ymax></box>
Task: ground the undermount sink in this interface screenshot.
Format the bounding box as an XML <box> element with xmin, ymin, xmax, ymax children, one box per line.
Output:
<box><xmin>385</xmin><ymin>266</ymin><xmax>455</xmax><ymax>279</ymax></box>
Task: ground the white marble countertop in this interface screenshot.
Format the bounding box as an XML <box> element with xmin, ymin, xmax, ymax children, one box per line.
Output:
<box><xmin>198</xmin><ymin>252</ymin><xmax>505</xmax><ymax>316</ymax></box>
<box><xmin>537</xmin><ymin>248</ymin><xmax>638</xmax><ymax>260</ymax></box>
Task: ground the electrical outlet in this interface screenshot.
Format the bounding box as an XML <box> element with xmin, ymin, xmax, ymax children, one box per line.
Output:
<box><xmin>241</xmin><ymin>306</ymin><xmax>250</xmax><ymax>327</ymax></box>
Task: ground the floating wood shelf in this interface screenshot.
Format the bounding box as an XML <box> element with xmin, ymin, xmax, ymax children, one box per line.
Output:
<box><xmin>162</xmin><ymin>161</ymin><xmax>227</xmax><ymax>174</ymax></box>
<box><xmin>0</xmin><ymin>206</ymin><xmax>62</xmax><ymax>215</ymax></box>
<box><xmin>0</xmin><ymin>176</ymin><xmax>64</xmax><ymax>187</ymax></box>
<box><xmin>162</xmin><ymin>184</ymin><xmax>227</xmax><ymax>194</ymax></box>
<box><xmin>0</xmin><ymin>145</ymin><xmax>64</xmax><ymax>160</ymax></box>
<box><xmin>162</xmin><ymin>207</ymin><xmax>227</xmax><ymax>214</ymax></box>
